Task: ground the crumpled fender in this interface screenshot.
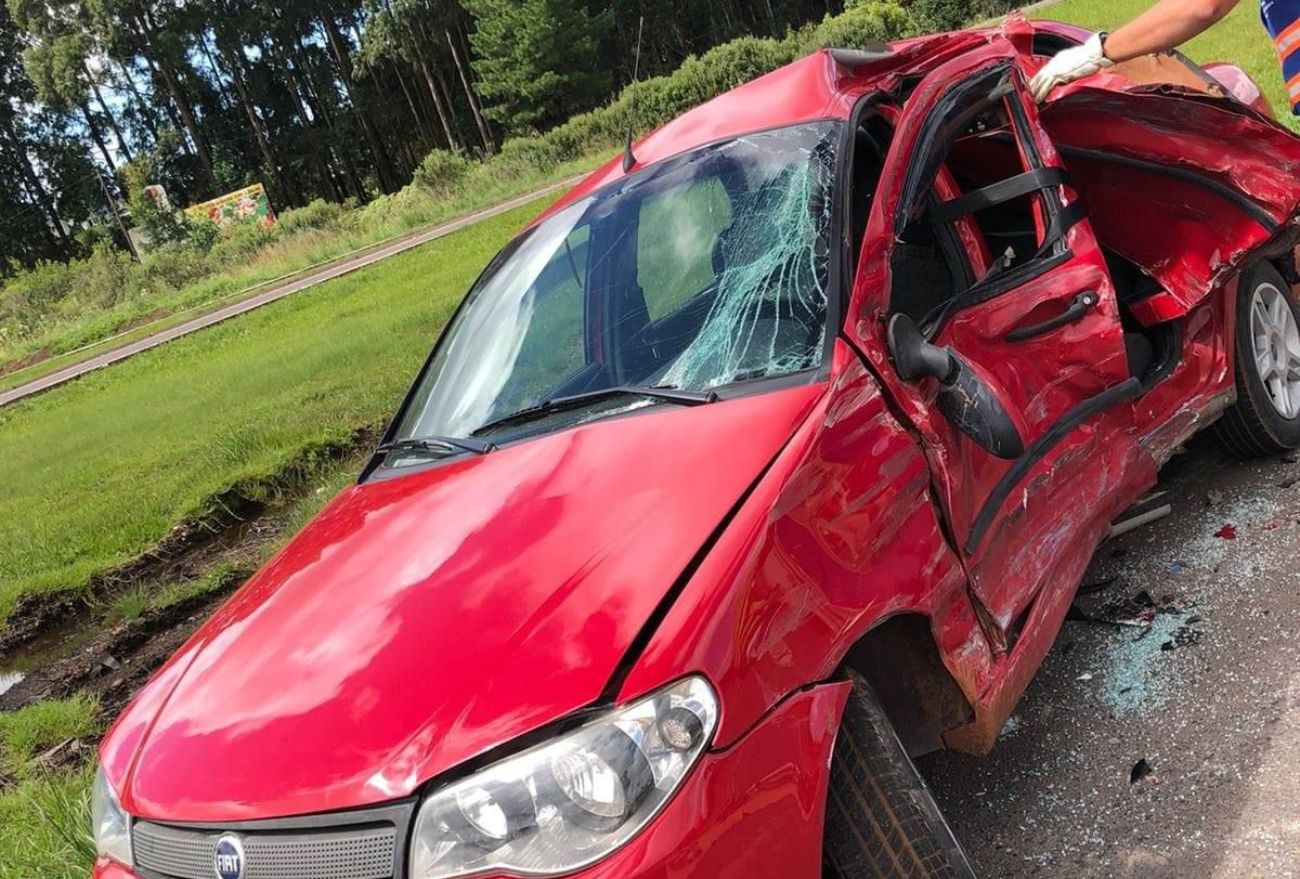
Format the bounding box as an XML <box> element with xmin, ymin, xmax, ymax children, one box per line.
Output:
<box><xmin>1038</xmin><ymin>82</ymin><xmax>1300</xmax><ymax>319</ymax></box>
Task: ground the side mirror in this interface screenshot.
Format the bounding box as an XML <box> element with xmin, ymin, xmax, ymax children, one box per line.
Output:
<box><xmin>886</xmin><ymin>315</ymin><xmax>1025</xmax><ymax>460</ymax></box>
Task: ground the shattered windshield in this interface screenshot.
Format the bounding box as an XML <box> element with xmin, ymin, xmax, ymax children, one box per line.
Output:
<box><xmin>395</xmin><ymin>121</ymin><xmax>840</xmax><ymax>443</ymax></box>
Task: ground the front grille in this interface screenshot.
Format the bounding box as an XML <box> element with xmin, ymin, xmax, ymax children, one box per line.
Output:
<box><xmin>133</xmin><ymin>819</ymin><xmax>399</xmax><ymax>879</ymax></box>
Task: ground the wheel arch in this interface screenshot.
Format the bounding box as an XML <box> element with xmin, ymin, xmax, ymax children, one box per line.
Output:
<box><xmin>839</xmin><ymin>613</ymin><xmax>974</xmax><ymax>758</ymax></box>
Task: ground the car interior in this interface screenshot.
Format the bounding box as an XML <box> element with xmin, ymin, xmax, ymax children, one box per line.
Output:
<box><xmin>484</xmin><ymin>125</ymin><xmax>840</xmax><ymax>425</ymax></box>
<box><xmin>848</xmin><ymin>72</ymin><xmax>1180</xmax><ymax>394</ymax></box>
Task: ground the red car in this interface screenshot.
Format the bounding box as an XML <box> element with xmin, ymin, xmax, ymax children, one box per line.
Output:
<box><xmin>92</xmin><ymin>17</ymin><xmax>1300</xmax><ymax>879</ymax></box>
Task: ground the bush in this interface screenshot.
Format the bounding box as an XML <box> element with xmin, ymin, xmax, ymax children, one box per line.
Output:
<box><xmin>412</xmin><ymin>150</ymin><xmax>474</xmax><ymax>196</ymax></box>
<box><xmin>184</xmin><ymin>215</ymin><xmax>221</xmax><ymax>254</ymax></box>
<box><xmin>70</xmin><ymin>246</ymin><xmax>136</xmax><ymax>311</ymax></box>
<box><xmin>138</xmin><ymin>247</ymin><xmax>212</xmax><ymax>294</ymax></box>
<box><xmin>804</xmin><ymin>2</ymin><xmax>919</xmax><ymax>51</ymax></box>
<box><xmin>910</xmin><ymin>0</ymin><xmax>1016</xmax><ymax>32</ymax></box>
<box><xmin>206</xmin><ymin>221</ymin><xmax>278</xmax><ymax>266</ymax></box>
<box><xmin>0</xmin><ymin>260</ymin><xmax>78</xmax><ymax>319</ymax></box>
<box><xmin>275</xmin><ymin>199</ymin><xmax>348</xmax><ymax>236</ymax></box>
<box><xmin>495</xmin><ymin>136</ymin><xmax>564</xmax><ymax>176</ymax></box>
<box><xmin>121</xmin><ymin>156</ymin><xmax>190</xmax><ymax>249</ymax></box>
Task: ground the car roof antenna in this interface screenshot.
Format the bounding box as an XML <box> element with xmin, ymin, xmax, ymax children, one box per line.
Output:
<box><xmin>623</xmin><ymin>16</ymin><xmax>645</xmax><ymax>174</ymax></box>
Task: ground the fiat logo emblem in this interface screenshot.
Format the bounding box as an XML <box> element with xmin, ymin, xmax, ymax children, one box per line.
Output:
<box><xmin>213</xmin><ymin>834</ymin><xmax>245</xmax><ymax>879</ymax></box>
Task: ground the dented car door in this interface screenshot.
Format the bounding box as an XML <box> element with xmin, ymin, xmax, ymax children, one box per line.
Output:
<box><xmin>849</xmin><ymin>41</ymin><xmax>1155</xmax><ymax>641</ymax></box>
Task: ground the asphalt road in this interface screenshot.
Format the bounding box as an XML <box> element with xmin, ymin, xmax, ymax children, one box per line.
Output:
<box><xmin>926</xmin><ymin>435</ymin><xmax>1300</xmax><ymax>878</ymax></box>
<box><xmin>0</xmin><ymin>175</ymin><xmax>583</xmax><ymax>409</ymax></box>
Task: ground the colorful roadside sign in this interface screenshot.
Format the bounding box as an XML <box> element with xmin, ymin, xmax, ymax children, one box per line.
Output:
<box><xmin>186</xmin><ymin>184</ymin><xmax>277</xmax><ymax>232</ymax></box>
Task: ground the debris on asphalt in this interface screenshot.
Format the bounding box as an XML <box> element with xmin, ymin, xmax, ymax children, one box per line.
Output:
<box><xmin>1078</xmin><ymin>575</ymin><xmax>1120</xmax><ymax>596</ymax></box>
<box><xmin>1070</xmin><ymin>588</ymin><xmax>1189</xmax><ymax>630</ymax></box>
<box><xmin>926</xmin><ymin>455</ymin><xmax>1300</xmax><ymax>876</ymax></box>
<box><xmin>1111</xmin><ymin>514</ymin><xmax>1170</xmax><ymax>542</ymax></box>
<box><xmin>1215</xmin><ymin>523</ymin><xmax>1239</xmax><ymax>539</ymax></box>
<box><xmin>1130</xmin><ymin>758</ymin><xmax>1154</xmax><ymax>784</ymax></box>
<box><xmin>1108</xmin><ymin>504</ymin><xmax>1173</xmax><ymax>539</ymax></box>
<box><xmin>1280</xmin><ymin>475</ymin><xmax>1300</xmax><ymax>489</ymax></box>
<box><xmin>1066</xmin><ymin>582</ymin><xmax>1202</xmax><ymax>717</ymax></box>
<box><xmin>1160</xmin><ymin>626</ymin><xmax>1202</xmax><ymax>652</ymax></box>
<box><xmin>1077</xmin><ymin>671</ymin><xmax>1094</xmax><ymax>681</ymax></box>
<box><xmin>1205</xmin><ymin>489</ymin><xmax>1224</xmax><ymax>506</ymax></box>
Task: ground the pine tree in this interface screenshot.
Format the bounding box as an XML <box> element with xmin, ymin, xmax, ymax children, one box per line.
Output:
<box><xmin>464</xmin><ymin>0</ymin><xmax>612</xmax><ymax>134</ymax></box>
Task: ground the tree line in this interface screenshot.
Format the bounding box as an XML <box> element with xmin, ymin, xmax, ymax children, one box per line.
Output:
<box><xmin>0</xmin><ymin>0</ymin><xmax>858</xmax><ymax>272</ymax></box>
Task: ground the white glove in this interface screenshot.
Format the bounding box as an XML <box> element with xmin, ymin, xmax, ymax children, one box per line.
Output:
<box><xmin>1028</xmin><ymin>33</ymin><xmax>1114</xmax><ymax>102</ymax></box>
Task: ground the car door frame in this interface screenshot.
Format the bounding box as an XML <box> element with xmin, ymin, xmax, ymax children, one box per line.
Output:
<box><xmin>844</xmin><ymin>38</ymin><xmax>1157</xmax><ymax>643</ymax></box>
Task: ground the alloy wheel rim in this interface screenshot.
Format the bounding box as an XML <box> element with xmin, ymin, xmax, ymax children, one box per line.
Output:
<box><xmin>1249</xmin><ymin>282</ymin><xmax>1300</xmax><ymax>419</ymax></box>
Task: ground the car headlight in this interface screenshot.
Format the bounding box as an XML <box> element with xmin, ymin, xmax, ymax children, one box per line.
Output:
<box><xmin>92</xmin><ymin>767</ymin><xmax>133</xmax><ymax>867</ymax></box>
<box><xmin>410</xmin><ymin>676</ymin><xmax>718</xmax><ymax>879</ymax></box>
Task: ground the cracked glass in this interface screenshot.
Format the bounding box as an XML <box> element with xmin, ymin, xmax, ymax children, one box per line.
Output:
<box><xmin>397</xmin><ymin>121</ymin><xmax>841</xmax><ymax>442</ymax></box>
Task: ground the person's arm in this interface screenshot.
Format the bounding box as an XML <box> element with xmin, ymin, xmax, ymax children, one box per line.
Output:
<box><xmin>1029</xmin><ymin>0</ymin><xmax>1242</xmax><ymax>101</ymax></box>
<box><xmin>1104</xmin><ymin>0</ymin><xmax>1242</xmax><ymax>62</ymax></box>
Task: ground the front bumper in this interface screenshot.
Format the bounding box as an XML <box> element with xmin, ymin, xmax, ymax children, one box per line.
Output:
<box><xmin>94</xmin><ymin>682</ymin><xmax>848</xmax><ymax>879</ymax></box>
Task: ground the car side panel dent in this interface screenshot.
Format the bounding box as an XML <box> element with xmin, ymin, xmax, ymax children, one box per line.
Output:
<box><xmin>1040</xmin><ymin>88</ymin><xmax>1300</xmax><ymax>314</ymax></box>
<box><xmin>619</xmin><ymin>340</ymin><xmax>993</xmax><ymax>748</ymax></box>
<box><xmin>1134</xmin><ymin>283</ymin><xmax>1237</xmax><ymax>460</ymax></box>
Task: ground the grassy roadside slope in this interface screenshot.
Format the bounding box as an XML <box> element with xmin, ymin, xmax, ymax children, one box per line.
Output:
<box><xmin>0</xmin><ymin>201</ymin><xmax>537</xmax><ymax>624</ymax></box>
<box><xmin>0</xmin><ymin>157</ymin><xmax>601</xmax><ymax>393</ymax></box>
<box><xmin>1034</xmin><ymin>0</ymin><xmax>1297</xmax><ymax>131</ymax></box>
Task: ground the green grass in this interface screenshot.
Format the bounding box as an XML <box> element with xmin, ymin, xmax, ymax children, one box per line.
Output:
<box><xmin>0</xmin><ymin>768</ymin><xmax>96</xmax><ymax>879</ymax></box>
<box><xmin>0</xmin><ymin>695</ymin><xmax>98</xmax><ymax>779</ymax></box>
<box><xmin>0</xmin><ymin>154</ymin><xmax>603</xmax><ymax>388</ymax></box>
<box><xmin>1038</xmin><ymin>0</ymin><xmax>1297</xmax><ymax>131</ymax></box>
<box><xmin>0</xmin><ymin>699</ymin><xmax>100</xmax><ymax>879</ymax></box>
<box><xmin>107</xmin><ymin>588</ymin><xmax>150</xmax><ymax>623</ymax></box>
<box><xmin>0</xmin><ymin>201</ymin><xmax>540</xmax><ymax>624</ymax></box>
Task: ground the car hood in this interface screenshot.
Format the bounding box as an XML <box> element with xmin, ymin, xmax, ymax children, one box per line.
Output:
<box><xmin>103</xmin><ymin>385</ymin><xmax>822</xmax><ymax>822</ymax></box>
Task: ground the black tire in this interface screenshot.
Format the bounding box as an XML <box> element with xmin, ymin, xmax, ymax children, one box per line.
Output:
<box><xmin>1213</xmin><ymin>262</ymin><xmax>1300</xmax><ymax>458</ymax></box>
<box><xmin>823</xmin><ymin>670</ymin><xmax>977</xmax><ymax>879</ymax></box>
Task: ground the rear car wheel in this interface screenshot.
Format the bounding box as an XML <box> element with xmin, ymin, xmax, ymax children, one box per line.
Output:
<box><xmin>1213</xmin><ymin>262</ymin><xmax>1300</xmax><ymax>457</ymax></box>
<box><xmin>823</xmin><ymin>671</ymin><xmax>977</xmax><ymax>879</ymax></box>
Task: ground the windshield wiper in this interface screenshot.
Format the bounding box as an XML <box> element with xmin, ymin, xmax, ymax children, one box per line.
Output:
<box><xmin>472</xmin><ymin>385</ymin><xmax>718</xmax><ymax>436</ymax></box>
<box><xmin>376</xmin><ymin>435</ymin><xmax>496</xmax><ymax>459</ymax></box>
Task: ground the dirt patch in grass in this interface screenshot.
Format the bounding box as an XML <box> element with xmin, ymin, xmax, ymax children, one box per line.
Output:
<box><xmin>0</xmin><ymin>480</ymin><xmax>357</xmax><ymax>726</ymax></box>
<box><xmin>0</xmin><ymin>348</ymin><xmax>51</xmax><ymax>379</ymax></box>
<box><xmin>0</xmin><ymin>425</ymin><xmax>376</xmax><ymax>661</ymax></box>
<box><xmin>0</xmin><ymin>585</ymin><xmax>237</xmax><ymax>718</ymax></box>
<box><xmin>0</xmin><ymin>441</ymin><xmax>370</xmax><ymax>732</ymax></box>
<box><xmin>110</xmin><ymin>307</ymin><xmax>171</xmax><ymax>337</ymax></box>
